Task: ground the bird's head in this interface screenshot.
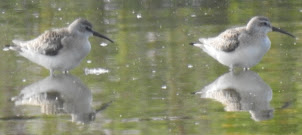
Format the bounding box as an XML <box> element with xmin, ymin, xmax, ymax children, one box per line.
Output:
<box><xmin>68</xmin><ymin>18</ymin><xmax>114</xmax><ymax>43</ymax></box>
<box><xmin>246</xmin><ymin>16</ymin><xmax>295</xmax><ymax>38</ymax></box>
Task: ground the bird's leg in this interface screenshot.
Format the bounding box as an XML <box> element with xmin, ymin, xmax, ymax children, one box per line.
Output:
<box><xmin>229</xmin><ymin>66</ymin><xmax>234</xmax><ymax>72</ymax></box>
<box><xmin>243</xmin><ymin>67</ymin><xmax>250</xmax><ymax>71</ymax></box>
<box><xmin>62</xmin><ymin>70</ymin><xmax>69</xmax><ymax>74</ymax></box>
<box><xmin>50</xmin><ymin>69</ymin><xmax>54</xmax><ymax>76</ymax></box>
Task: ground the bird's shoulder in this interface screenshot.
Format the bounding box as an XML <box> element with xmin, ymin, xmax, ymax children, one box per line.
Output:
<box><xmin>38</xmin><ymin>28</ymin><xmax>69</xmax><ymax>44</ymax></box>
<box><xmin>211</xmin><ymin>27</ymin><xmax>245</xmax><ymax>52</ymax></box>
<box><xmin>219</xmin><ymin>27</ymin><xmax>244</xmax><ymax>38</ymax></box>
<box><xmin>34</xmin><ymin>28</ymin><xmax>70</xmax><ymax>56</ymax></box>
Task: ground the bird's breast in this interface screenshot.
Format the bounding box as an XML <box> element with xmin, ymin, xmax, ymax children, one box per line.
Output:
<box><xmin>242</xmin><ymin>37</ymin><xmax>271</xmax><ymax>62</ymax></box>
<box><xmin>72</xmin><ymin>39</ymin><xmax>91</xmax><ymax>59</ymax></box>
<box><xmin>259</xmin><ymin>37</ymin><xmax>271</xmax><ymax>53</ymax></box>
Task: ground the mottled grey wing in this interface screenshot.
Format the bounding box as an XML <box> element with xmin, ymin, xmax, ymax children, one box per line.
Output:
<box><xmin>36</xmin><ymin>30</ymin><xmax>65</xmax><ymax>56</ymax></box>
<box><xmin>213</xmin><ymin>28</ymin><xmax>241</xmax><ymax>52</ymax></box>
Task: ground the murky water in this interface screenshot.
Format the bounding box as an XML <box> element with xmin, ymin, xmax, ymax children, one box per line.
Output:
<box><xmin>0</xmin><ymin>0</ymin><xmax>302</xmax><ymax>135</ymax></box>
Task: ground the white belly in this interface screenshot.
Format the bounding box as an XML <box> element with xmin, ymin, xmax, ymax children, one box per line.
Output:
<box><xmin>21</xmin><ymin>40</ymin><xmax>91</xmax><ymax>71</ymax></box>
<box><xmin>212</xmin><ymin>38</ymin><xmax>271</xmax><ymax>68</ymax></box>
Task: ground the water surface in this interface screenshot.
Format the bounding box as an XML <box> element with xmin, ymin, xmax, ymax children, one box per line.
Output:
<box><xmin>0</xmin><ymin>0</ymin><xmax>301</xmax><ymax>135</ymax></box>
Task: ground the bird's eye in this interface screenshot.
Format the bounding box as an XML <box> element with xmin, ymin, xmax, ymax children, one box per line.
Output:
<box><xmin>260</xmin><ymin>22</ymin><xmax>268</xmax><ymax>26</ymax></box>
<box><xmin>85</xmin><ymin>26</ymin><xmax>92</xmax><ymax>31</ymax></box>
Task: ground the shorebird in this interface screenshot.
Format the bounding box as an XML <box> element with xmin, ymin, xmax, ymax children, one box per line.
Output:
<box><xmin>6</xmin><ymin>18</ymin><xmax>114</xmax><ymax>74</ymax></box>
<box><xmin>195</xmin><ymin>71</ymin><xmax>273</xmax><ymax>121</ymax></box>
<box><xmin>190</xmin><ymin>16</ymin><xmax>295</xmax><ymax>70</ymax></box>
<box><xmin>11</xmin><ymin>74</ymin><xmax>95</xmax><ymax>123</ymax></box>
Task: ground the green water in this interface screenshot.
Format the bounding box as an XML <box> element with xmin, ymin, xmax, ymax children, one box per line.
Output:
<box><xmin>0</xmin><ymin>0</ymin><xmax>301</xmax><ymax>135</ymax></box>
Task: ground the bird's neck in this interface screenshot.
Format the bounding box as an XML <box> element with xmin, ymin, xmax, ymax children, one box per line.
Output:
<box><xmin>247</xmin><ymin>29</ymin><xmax>267</xmax><ymax>38</ymax></box>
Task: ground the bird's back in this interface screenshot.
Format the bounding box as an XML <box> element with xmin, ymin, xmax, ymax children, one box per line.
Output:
<box><xmin>202</xmin><ymin>27</ymin><xmax>245</xmax><ymax>52</ymax></box>
<box><xmin>12</xmin><ymin>28</ymin><xmax>69</xmax><ymax>56</ymax></box>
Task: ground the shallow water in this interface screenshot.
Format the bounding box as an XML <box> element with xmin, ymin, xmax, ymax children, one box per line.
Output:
<box><xmin>0</xmin><ymin>0</ymin><xmax>302</xmax><ymax>135</ymax></box>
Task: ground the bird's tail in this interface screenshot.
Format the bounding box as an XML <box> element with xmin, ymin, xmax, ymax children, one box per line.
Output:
<box><xmin>3</xmin><ymin>44</ymin><xmax>13</xmax><ymax>51</ymax></box>
<box><xmin>189</xmin><ymin>42</ymin><xmax>203</xmax><ymax>48</ymax></box>
<box><xmin>3</xmin><ymin>40</ymin><xmax>22</xmax><ymax>52</ymax></box>
<box><xmin>189</xmin><ymin>38</ymin><xmax>205</xmax><ymax>48</ymax></box>
<box><xmin>4</xmin><ymin>41</ymin><xmax>22</xmax><ymax>52</ymax></box>
<box><xmin>4</xmin><ymin>44</ymin><xmax>20</xmax><ymax>52</ymax></box>
<box><xmin>189</xmin><ymin>42</ymin><xmax>194</xmax><ymax>46</ymax></box>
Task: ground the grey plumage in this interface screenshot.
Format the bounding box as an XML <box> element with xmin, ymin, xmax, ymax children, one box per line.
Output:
<box><xmin>6</xmin><ymin>18</ymin><xmax>114</xmax><ymax>74</ymax></box>
<box><xmin>9</xmin><ymin>29</ymin><xmax>68</xmax><ymax>56</ymax></box>
<box><xmin>189</xmin><ymin>16</ymin><xmax>295</xmax><ymax>69</ymax></box>
<box><xmin>207</xmin><ymin>27</ymin><xmax>242</xmax><ymax>52</ymax></box>
<box><xmin>38</xmin><ymin>30</ymin><xmax>66</xmax><ymax>56</ymax></box>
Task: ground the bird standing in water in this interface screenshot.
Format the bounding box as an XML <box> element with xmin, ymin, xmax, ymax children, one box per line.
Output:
<box><xmin>6</xmin><ymin>18</ymin><xmax>114</xmax><ymax>75</ymax></box>
<box><xmin>190</xmin><ymin>16</ymin><xmax>295</xmax><ymax>70</ymax></box>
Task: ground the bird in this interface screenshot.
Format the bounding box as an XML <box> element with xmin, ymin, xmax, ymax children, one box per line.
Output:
<box><xmin>190</xmin><ymin>16</ymin><xmax>295</xmax><ymax>70</ymax></box>
<box><xmin>195</xmin><ymin>71</ymin><xmax>273</xmax><ymax>121</ymax></box>
<box><xmin>6</xmin><ymin>18</ymin><xmax>114</xmax><ymax>75</ymax></box>
<box><xmin>11</xmin><ymin>74</ymin><xmax>95</xmax><ymax>123</ymax></box>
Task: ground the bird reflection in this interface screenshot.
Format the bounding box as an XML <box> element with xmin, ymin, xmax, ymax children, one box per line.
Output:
<box><xmin>11</xmin><ymin>74</ymin><xmax>95</xmax><ymax>124</ymax></box>
<box><xmin>195</xmin><ymin>71</ymin><xmax>273</xmax><ymax>121</ymax></box>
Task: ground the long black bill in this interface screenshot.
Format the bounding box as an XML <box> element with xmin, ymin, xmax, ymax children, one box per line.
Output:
<box><xmin>92</xmin><ymin>31</ymin><xmax>114</xmax><ymax>43</ymax></box>
<box><xmin>272</xmin><ymin>26</ymin><xmax>295</xmax><ymax>38</ymax></box>
<box><xmin>87</xmin><ymin>28</ymin><xmax>114</xmax><ymax>43</ymax></box>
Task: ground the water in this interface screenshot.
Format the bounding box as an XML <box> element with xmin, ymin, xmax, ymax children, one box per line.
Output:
<box><xmin>0</xmin><ymin>0</ymin><xmax>301</xmax><ymax>134</ymax></box>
